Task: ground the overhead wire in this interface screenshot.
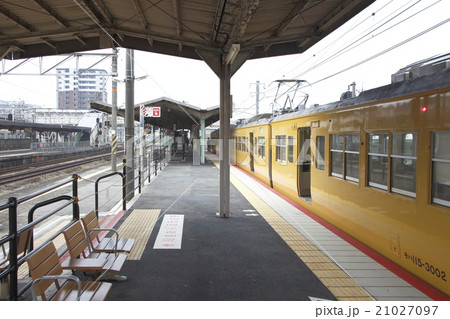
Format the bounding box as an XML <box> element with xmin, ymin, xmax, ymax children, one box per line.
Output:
<box><xmin>307</xmin><ymin>16</ymin><xmax>450</xmax><ymax>87</ymax></box>
<box><xmin>293</xmin><ymin>0</ymin><xmax>440</xmax><ymax>80</ymax></box>
<box><xmin>260</xmin><ymin>0</ymin><xmax>409</xmax><ymax>99</ymax></box>
<box><xmin>234</xmin><ymin>0</ymin><xmax>445</xmax><ymax>115</ymax></box>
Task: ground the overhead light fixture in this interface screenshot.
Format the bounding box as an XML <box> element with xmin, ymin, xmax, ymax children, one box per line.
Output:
<box><xmin>225</xmin><ymin>44</ymin><xmax>240</xmax><ymax>65</ymax></box>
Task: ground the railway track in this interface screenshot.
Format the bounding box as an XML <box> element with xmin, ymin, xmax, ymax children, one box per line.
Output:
<box><xmin>0</xmin><ymin>152</ymin><xmax>123</xmax><ymax>186</ymax></box>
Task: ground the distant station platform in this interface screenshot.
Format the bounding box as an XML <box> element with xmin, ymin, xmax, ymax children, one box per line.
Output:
<box><xmin>96</xmin><ymin>150</ymin><xmax>446</xmax><ymax>301</ymax></box>
<box><xmin>0</xmin><ymin>119</ymin><xmax>90</xmax><ymax>133</ymax></box>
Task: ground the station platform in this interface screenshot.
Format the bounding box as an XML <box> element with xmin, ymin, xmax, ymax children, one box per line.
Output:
<box><xmin>103</xmin><ymin>151</ymin><xmax>442</xmax><ymax>301</ymax></box>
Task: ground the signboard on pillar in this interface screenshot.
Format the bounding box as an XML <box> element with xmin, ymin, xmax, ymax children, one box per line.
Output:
<box><xmin>141</xmin><ymin>106</ymin><xmax>161</xmax><ymax>117</ymax></box>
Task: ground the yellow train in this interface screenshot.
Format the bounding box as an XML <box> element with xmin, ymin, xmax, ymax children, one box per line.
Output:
<box><xmin>232</xmin><ymin>54</ymin><xmax>450</xmax><ymax>297</ymax></box>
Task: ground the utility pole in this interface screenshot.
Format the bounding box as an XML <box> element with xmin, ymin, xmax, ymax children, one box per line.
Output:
<box><xmin>125</xmin><ymin>49</ymin><xmax>135</xmax><ymax>201</ymax></box>
<box><xmin>250</xmin><ymin>80</ymin><xmax>262</xmax><ymax>115</ymax></box>
<box><xmin>111</xmin><ymin>48</ymin><xmax>118</xmax><ymax>171</ymax></box>
<box><xmin>255</xmin><ymin>80</ymin><xmax>260</xmax><ymax>115</ymax></box>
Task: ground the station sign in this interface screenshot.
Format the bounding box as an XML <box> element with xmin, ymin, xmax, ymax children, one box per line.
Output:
<box><xmin>141</xmin><ymin>106</ymin><xmax>161</xmax><ymax>117</ymax></box>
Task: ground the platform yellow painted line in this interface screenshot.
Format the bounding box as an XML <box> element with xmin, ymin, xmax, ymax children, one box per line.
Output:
<box><xmin>230</xmin><ymin>174</ymin><xmax>374</xmax><ymax>301</ymax></box>
<box><xmin>116</xmin><ymin>209</ymin><xmax>160</xmax><ymax>260</ymax></box>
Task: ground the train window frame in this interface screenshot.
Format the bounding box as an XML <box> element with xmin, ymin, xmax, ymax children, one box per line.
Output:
<box><xmin>288</xmin><ymin>136</ymin><xmax>294</xmax><ymax>163</ymax></box>
<box><xmin>258</xmin><ymin>136</ymin><xmax>265</xmax><ymax>159</ymax></box>
<box><xmin>315</xmin><ymin>135</ymin><xmax>325</xmax><ymax>171</ymax></box>
<box><xmin>242</xmin><ymin>136</ymin><xmax>248</xmax><ymax>153</ymax></box>
<box><xmin>368</xmin><ymin>133</ymin><xmax>389</xmax><ymax>190</ymax></box>
<box><xmin>345</xmin><ymin>134</ymin><xmax>360</xmax><ymax>183</ymax></box>
<box><xmin>432</xmin><ymin>131</ymin><xmax>450</xmax><ymax>207</ymax></box>
<box><xmin>391</xmin><ymin>132</ymin><xmax>417</xmax><ymax>198</ymax></box>
<box><xmin>276</xmin><ymin>135</ymin><xmax>286</xmax><ymax>163</ymax></box>
<box><xmin>367</xmin><ymin>132</ymin><xmax>417</xmax><ymax>198</ymax></box>
<box><xmin>330</xmin><ymin>134</ymin><xmax>344</xmax><ymax>178</ymax></box>
<box><xmin>330</xmin><ymin>133</ymin><xmax>360</xmax><ymax>182</ymax></box>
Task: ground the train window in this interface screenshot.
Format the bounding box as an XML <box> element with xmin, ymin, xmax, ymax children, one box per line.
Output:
<box><xmin>331</xmin><ymin>134</ymin><xmax>344</xmax><ymax>178</ymax></box>
<box><xmin>345</xmin><ymin>134</ymin><xmax>360</xmax><ymax>182</ymax></box>
<box><xmin>368</xmin><ymin>133</ymin><xmax>389</xmax><ymax>190</ymax></box>
<box><xmin>316</xmin><ymin>135</ymin><xmax>325</xmax><ymax>170</ymax></box>
<box><xmin>288</xmin><ymin>136</ymin><xmax>294</xmax><ymax>163</ymax></box>
<box><xmin>330</xmin><ymin>134</ymin><xmax>360</xmax><ymax>182</ymax></box>
<box><xmin>239</xmin><ymin>136</ymin><xmax>247</xmax><ymax>153</ymax></box>
<box><xmin>258</xmin><ymin>137</ymin><xmax>265</xmax><ymax>159</ymax></box>
<box><xmin>432</xmin><ymin>131</ymin><xmax>450</xmax><ymax>207</ymax></box>
<box><xmin>391</xmin><ymin>133</ymin><xmax>417</xmax><ymax>197</ymax></box>
<box><xmin>276</xmin><ymin>135</ymin><xmax>286</xmax><ymax>163</ymax></box>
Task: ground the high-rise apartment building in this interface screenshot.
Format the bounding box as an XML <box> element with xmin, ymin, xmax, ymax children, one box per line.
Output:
<box><xmin>56</xmin><ymin>68</ymin><xmax>107</xmax><ymax>109</ymax></box>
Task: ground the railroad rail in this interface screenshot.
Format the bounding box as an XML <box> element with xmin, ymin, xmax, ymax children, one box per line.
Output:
<box><xmin>0</xmin><ymin>151</ymin><xmax>124</xmax><ymax>186</ymax></box>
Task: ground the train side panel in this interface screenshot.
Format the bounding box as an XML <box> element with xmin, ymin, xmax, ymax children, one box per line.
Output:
<box><xmin>234</xmin><ymin>125</ymin><xmax>271</xmax><ymax>186</ymax></box>
<box><xmin>233</xmin><ymin>87</ymin><xmax>450</xmax><ymax>296</ymax></box>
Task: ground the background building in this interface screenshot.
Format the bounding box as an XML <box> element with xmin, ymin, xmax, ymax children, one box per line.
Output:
<box><xmin>56</xmin><ymin>68</ymin><xmax>107</xmax><ymax>109</ymax></box>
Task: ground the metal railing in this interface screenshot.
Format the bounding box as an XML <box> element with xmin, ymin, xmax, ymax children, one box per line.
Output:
<box><xmin>30</xmin><ymin>141</ymin><xmax>92</xmax><ymax>151</ymax></box>
<box><xmin>0</xmin><ymin>144</ymin><xmax>170</xmax><ymax>300</ymax></box>
<box><xmin>0</xmin><ymin>176</ymin><xmax>80</xmax><ymax>300</ymax></box>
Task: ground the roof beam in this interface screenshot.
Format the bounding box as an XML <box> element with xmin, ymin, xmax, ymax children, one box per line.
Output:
<box><xmin>0</xmin><ymin>4</ymin><xmax>36</xmax><ymax>32</ymax></box>
<box><xmin>0</xmin><ymin>26</ymin><xmax>100</xmax><ymax>44</ymax></box>
<box><xmin>80</xmin><ymin>0</ymin><xmax>114</xmax><ymax>27</ymax></box>
<box><xmin>298</xmin><ymin>0</ymin><xmax>359</xmax><ymax>50</ymax></box>
<box><xmin>316</xmin><ymin>0</ymin><xmax>360</xmax><ymax>33</ymax></box>
<box><xmin>116</xmin><ymin>26</ymin><xmax>213</xmax><ymax>49</ymax></box>
<box><xmin>272</xmin><ymin>0</ymin><xmax>310</xmax><ymax>37</ymax></box>
<box><xmin>172</xmin><ymin>0</ymin><xmax>183</xmax><ymax>52</ymax></box>
<box><xmin>73</xmin><ymin>33</ymin><xmax>87</xmax><ymax>45</ymax></box>
<box><xmin>30</xmin><ymin>0</ymin><xmax>71</xmax><ymax>28</ymax></box>
<box><xmin>223</xmin><ymin>0</ymin><xmax>260</xmax><ymax>52</ymax></box>
<box><xmin>172</xmin><ymin>0</ymin><xmax>182</xmax><ymax>36</ymax></box>
<box><xmin>132</xmin><ymin>0</ymin><xmax>149</xmax><ymax>30</ymax></box>
<box><xmin>40</xmin><ymin>37</ymin><xmax>57</xmax><ymax>50</ymax></box>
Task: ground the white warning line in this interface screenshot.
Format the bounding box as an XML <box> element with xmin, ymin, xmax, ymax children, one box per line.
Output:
<box><xmin>153</xmin><ymin>214</ymin><xmax>184</xmax><ymax>249</ymax></box>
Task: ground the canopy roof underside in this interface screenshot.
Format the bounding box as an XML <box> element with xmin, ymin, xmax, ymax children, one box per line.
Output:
<box><xmin>0</xmin><ymin>0</ymin><xmax>374</xmax><ymax>62</ymax></box>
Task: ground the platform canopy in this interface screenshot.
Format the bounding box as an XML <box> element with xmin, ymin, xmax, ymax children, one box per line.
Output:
<box><xmin>0</xmin><ymin>0</ymin><xmax>376</xmax><ymax>218</ymax></box>
<box><xmin>91</xmin><ymin>97</ymin><xmax>219</xmax><ymax>131</ymax></box>
<box><xmin>1</xmin><ymin>0</ymin><xmax>374</xmax><ymax>68</ymax></box>
<box><xmin>0</xmin><ymin>119</ymin><xmax>90</xmax><ymax>133</ymax></box>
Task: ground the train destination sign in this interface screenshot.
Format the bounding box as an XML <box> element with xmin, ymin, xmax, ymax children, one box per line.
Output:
<box><xmin>141</xmin><ymin>106</ymin><xmax>161</xmax><ymax>117</ymax></box>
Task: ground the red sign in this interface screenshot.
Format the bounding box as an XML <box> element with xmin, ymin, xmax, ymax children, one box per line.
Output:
<box><xmin>141</xmin><ymin>106</ymin><xmax>161</xmax><ymax>118</ymax></box>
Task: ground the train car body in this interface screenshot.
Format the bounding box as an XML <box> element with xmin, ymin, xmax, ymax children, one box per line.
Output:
<box><xmin>232</xmin><ymin>62</ymin><xmax>450</xmax><ymax>296</ymax></box>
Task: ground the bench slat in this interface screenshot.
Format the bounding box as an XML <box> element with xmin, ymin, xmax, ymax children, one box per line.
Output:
<box><xmin>81</xmin><ymin>211</ymin><xmax>135</xmax><ymax>253</ymax></box>
<box><xmin>52</xmin><ymin>281</ymin><xmax>112</xmax><ymax>301</ymax></box>
<box><xmin>95</xmin><ymin>238</ymin><xmax>135</xmax><ymax>253</ymax></box>
<box><xmin>27</xmin><ymin>241</ymin><xmax>112</xmax><ymax>301</ymax></box>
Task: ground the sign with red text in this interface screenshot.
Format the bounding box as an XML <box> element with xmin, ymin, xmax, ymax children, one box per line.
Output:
<box><xmin>153</xmin><ymin>214</ymin><xmax>184</xmax><ymax>249</ymax></box>
<box><xmin>141</xmin><ymin>106</ymin><xmax>161</xmax><ymax>117</ymax></box>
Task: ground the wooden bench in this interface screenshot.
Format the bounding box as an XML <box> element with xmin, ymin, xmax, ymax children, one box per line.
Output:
<box><xmin>81</xmin><ymin>210</ymin><xmax>135</xmax><ymax>254</ymax></box>
<box><xmin>1</xmin><ymin>227</ymin><xmax>33</xmax><ymax>273</ymax></box>
<box><xmin>26</xmin><ymin>241</ymin><xmax>112</xmax><ymax>301</ymax></box>
<box><xmin>62</xmin><ymin>220</ymin><xmax>127</xmax><ymax>281</ymax></box>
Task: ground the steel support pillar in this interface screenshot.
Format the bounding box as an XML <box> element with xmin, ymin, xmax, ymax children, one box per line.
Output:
<box><xmin>125</xmin><ymin>49</ymin><xmax>135</xmax><ymax>201</ymax></box>
<box><xmin>219</xmin><ymin>63</ymin><xmax>231</xmax><ymax>218</ymax></box>
<box><xmin>111</xmin><ymin>48</ymin><xmax>118</xmax><ymax>171</ymax></box>
<box><xmin>200</xmin><ymin>118</ymin><xmax>206</xmax><ymax>164</ymax></box>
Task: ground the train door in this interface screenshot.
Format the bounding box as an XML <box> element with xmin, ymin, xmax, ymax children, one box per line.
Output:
<box><xmin>249</xmin><ymin>132</ymin><xmax>255</xmax><ymax>172</ymax></box>
<box><xmin>297</xmin><ymin>127</ymin><xmax>311</xmax><ymax>198</ymax></box>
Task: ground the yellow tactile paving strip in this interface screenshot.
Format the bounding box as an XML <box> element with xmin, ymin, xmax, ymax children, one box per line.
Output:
<box><xmin>116</xmin><ymin>209</ymin><xmax>160</xmax><ymax>260</ymax></box>
<box><xmin>230</xmin><ymin>173</ymin><xmax>374</xmax><ymax>301</ymax></box>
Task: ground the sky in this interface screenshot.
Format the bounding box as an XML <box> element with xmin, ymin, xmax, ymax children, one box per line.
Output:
<box><xmin>1</xmin><ymin>0</ymin><xmax>450</xmax><ymax>121</ymax></box>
